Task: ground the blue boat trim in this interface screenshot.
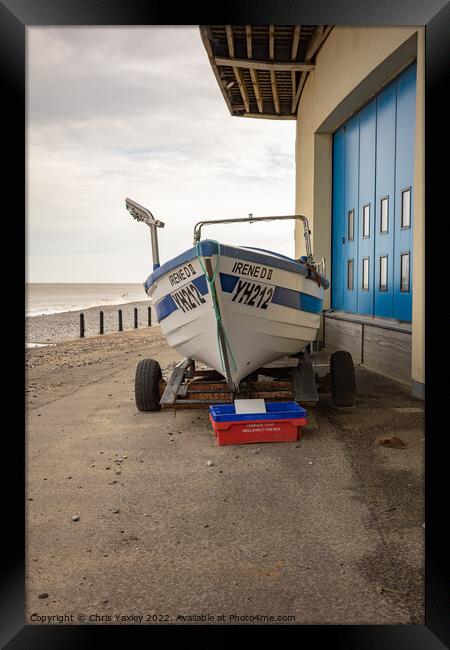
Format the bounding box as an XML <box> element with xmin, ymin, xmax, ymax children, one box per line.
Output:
<box><xmin>145</xmin><ymin>239</ymin><xmax>329</xmax><ymax>290</ymax></box>
<box><xmin>155</xmin><ymin>294</ymin><xmax>178</xmax><ymax>322</ymax></box>
<box><xmin>219</xmin><ymin>273</ymin><xmax>323</xmax><ymax>314</ymax></box>
<box><xmin>156</xmin><ymin>271</ymin><xmax>322</xmax><ymax>322</ymax></box>
<box><xmin>209</xmin><ymin>401</ymin><xmax>307</xmax><ymax>422</ymax></box>
<box><xmin>145</xmin><ymin>241</ymin><xmax>217</xmax><ymax>290</ymax></box>
<box><xmin>155</xmin><ymin>274</ymin><xmax>209</xmax><ymax>322</ymax></box>
<box><xmin>219</xmin><ymin>273</ymin><xmax>239</xmax><ymax>293</ymax></box>
<box><xmin>189</xmin><ymin>274</ymin><xmax>208</xmax><ymax>296</ymax></box>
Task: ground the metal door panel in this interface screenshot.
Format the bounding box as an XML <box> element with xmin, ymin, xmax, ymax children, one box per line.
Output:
<box><xmin>331</xmin><ymin>127</ymin><xmax>345</xmax><ymax>310</ymax></box>
<box><xmin>342</xmin><ymin>116</ymin><xmax>359</xmax><ymax>313</ymax></box>
<box><xmin>393</xmin><ymin>63</ymin><xmax>416</xmax><ymax>322</ymax></box>
<box><xmin>374</xmin><ymin>82</ymin><xmax>397</xmax><ymax>317</ymax></box>
<box><xmin>357</xmin><ymin>101</ymin><xmax>376</xmax><ymax>315</ymax></box>
<box><xmin>331</xmin><ymin>63</ymin><xmax>416</xmax><ymax>323</ymax></box>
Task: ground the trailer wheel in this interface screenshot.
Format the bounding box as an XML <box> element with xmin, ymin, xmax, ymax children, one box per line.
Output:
<box><xmin>330</xmin><ymin>351</ymin><xmax>356</xmax><ymax>407</ymax></box>
<box><xmin>135</xmin><ymin>358</ymin><xmax>162</xmax><ymax>411</ymax></box>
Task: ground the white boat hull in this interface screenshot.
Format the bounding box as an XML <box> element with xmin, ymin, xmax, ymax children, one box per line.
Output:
<box><xmin>146</xmin><ymin>241</ymin><xmax>327</xmax><ymax>388</ymax></box>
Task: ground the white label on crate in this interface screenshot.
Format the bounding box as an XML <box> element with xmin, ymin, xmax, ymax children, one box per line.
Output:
<box><xmin>242</xmin><ymin>424</ymin><xmax>281</xmax><ymax>433</ymax></box>
<box><xmin>234</xmin><ymin>399</ymin><xmax>266</xmax><ymax>414</ymax></box>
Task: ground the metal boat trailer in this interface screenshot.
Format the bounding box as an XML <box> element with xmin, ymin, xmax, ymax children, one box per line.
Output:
<box><xmin>126</xmin><ymin>197</ymin><xmax>356</xmax><ymax>412</ymax></box>
<box><xmin>135</xmin><ymin>346</ymin><xmax>356</xmax><ymax>411</ymax></box>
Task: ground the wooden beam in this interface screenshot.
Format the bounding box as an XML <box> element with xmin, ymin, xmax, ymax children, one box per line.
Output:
<box><xmin>199</xmin><ymin>26</ymin><xmax>234</xmax><ymax>116</ymax></box>
<box><xmin>291</xmin><ymin>69</ymin><xmax>296</xmax><ymax>107</ymax></box>
<box><xmin>245</xmin><ymin>25</ymin><xmax>263</xmax><ymax>113</ymax></box>
<box><xmin>291</xmin><ymin>25</ymin><xmax>301</xmax><ymax>112</ymax></box>
<box><xmin>250</xmin><ymin>69</ymin><xmax>263</xmax><ymax>113</ymax></box>
<box><xmin>270</xmin><ymin>70</ymin><xmax>280</xmax><ymax>114</ymax></box>
<box><xmin>291</xmin><ymin>26</ymin><xmax>333</xmax><ymax>114</ymax></box>
<box><xmin>225</xmin><ymin>25</ymin><xmax>250</xmax><ymax>114</ymax></box>
<box><xmin>242</xmin><ymin>113</ymin><xmax>297</xmax><ymax>120</ymax></box>
<box><xmin>305</xmin><ymin>25</ymin><xmax>333</xmax><ymax>61</ymax></box>
<box><xmin>269</xmin><ymin>25</ymin><xmax>278</xmax><ymax>114</ymax></box>
<box><xmin>246</xmin><ymin>25</ymin><xmax>252</xmax><ymax>59</ymax></box>
<box><xmin>225</xmin><ymin>25</ymin><xmax>235</xmax><ymax>58</ymax></box>
<box><xmin>291</xmin><ymin>25</ymin><xmax>301</xmax><ymax>60</ymax></box>
<box><xmin>214</xmin><ymin>57</ymin><xmax>315</xmax><ymax>72</ymax></box>
<box><xmin>269</xmin><ymin>24</ymin><xmax>275</xmax><ymax>60</ymax></box>
<box><xmin>234</xmin><ymin>67</ymin><xmax>250</xmax><ymax>113</ymax></box>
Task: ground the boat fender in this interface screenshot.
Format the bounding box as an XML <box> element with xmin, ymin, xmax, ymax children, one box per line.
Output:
<box><xmin>308</xmin><ymin>265</ymin><xmax>322</xmax><ymax>287</ymax></box>
<box><xmin>297</xmin><ymin>255</ymin><xmax>322</xmax><ymax>287</ymax></box>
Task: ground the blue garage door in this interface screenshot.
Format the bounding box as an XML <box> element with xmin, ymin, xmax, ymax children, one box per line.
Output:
<box><xmin>332</xmin><ymin>63</ymin><xmax>416</xmax><ymax>322</ymax></box>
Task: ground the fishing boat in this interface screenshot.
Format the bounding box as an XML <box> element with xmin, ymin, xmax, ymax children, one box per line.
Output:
<box><xmin>126</xmin><ymin>198</ymin><xmax>329</xmax><ymax>392</ymax></box>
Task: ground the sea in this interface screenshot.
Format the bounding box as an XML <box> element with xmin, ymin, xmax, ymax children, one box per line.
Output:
<box><xmin>26</xmin><ymin>283</ymin><xmax>147</xmax><ymax>317</ymax></box>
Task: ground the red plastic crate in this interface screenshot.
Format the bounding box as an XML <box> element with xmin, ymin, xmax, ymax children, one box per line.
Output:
<box><xmin>209</xmin><ymin>414</ymin><xmax>307</xmax><ymax>446</ymax></box>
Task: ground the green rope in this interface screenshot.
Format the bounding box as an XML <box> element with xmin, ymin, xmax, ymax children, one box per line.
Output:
<box><xmin>195</xmin><ymin>240</ymin><xmax>237</xmax><ymax>372</ymax></box>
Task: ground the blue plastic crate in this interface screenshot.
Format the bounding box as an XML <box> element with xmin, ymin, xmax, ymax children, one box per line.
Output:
<box><xmin>209</xmin><ymin>401</ymin><xmax>306</xmax><ymax>423</ymax></box>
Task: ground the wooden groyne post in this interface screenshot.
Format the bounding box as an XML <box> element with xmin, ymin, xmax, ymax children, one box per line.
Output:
<box><xmin>79</xmin><ymin>313</ymin><xmax>85</xmax><ymax>338</ymax></box>
<box><xmin>148</xmin><ymin>306</ymin><xmax>152</xmax><ymax>326</ymax></box>
<box><xmin>134</xmin><ymin>307</ymin><xmax>138</xmax><ymax>329</ymax></box>
<box><xmin>118</xmin><ymin>309</ymin><xmax>123</xmax><ymax>332</ymax></box>
<box><xmin>99</xmin><ymin>311</ymin><xmax>104</xmax><ymax>335</ymax></box>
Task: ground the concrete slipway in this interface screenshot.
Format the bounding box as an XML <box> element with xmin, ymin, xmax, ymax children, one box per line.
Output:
<box><xmin>26</xmin><ymin>327</ymin><xmax>424</xmax><ymax>625</ymax></box>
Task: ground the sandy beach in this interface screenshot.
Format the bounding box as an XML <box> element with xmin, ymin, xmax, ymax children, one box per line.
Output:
<box><xmin>25</xmin><ymin>325</ymin><xmax>424</xmax><ymax>625</ymax></box>
<box><xmin>26</xmin><ymin>301</ymin><xmax>152</xmax><ymax>346</ymax></box>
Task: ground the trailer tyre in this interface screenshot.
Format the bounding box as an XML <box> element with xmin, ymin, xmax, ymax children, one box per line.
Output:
<box><xmin>135</xmin><ymin>358</ymin><xmax>162</xmax><ymax>411</ymax></box>
<box><xmin>330</xmin><ymin>351</ymin><xmax>356</xmax><ymax>407</ymax></box>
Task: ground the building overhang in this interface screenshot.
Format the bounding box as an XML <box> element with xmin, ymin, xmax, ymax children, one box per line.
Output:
<box><xmin>200</xmin><ymin>25</ymin><xmax>333</xmax><ymax>119</ymax></box>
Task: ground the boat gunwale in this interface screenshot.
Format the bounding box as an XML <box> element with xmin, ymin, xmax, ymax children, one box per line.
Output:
<box><xmin>145</xmin><ymin>240</ymin><xmax>329</xmax><ymax>291</ymax></box>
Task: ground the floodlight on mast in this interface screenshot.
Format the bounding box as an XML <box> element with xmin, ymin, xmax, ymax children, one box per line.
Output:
<box><xmin>125</xmin><ymin>197</ymin><xmax>165</xmax><ymax>270</ymax></box>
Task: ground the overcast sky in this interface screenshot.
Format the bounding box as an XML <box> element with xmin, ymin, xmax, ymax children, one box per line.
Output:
<box><xmin>27</xmin><ymin>27</ymin><xmax>296</xmax><ymax>283</ymax></box>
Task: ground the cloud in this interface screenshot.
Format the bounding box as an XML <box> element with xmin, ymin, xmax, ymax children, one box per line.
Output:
<box><xmin>27</xmin><ymin>27</ymin><xmax>296</xmax><ymax>282</ymax></box>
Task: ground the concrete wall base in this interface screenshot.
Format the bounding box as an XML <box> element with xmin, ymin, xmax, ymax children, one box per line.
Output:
<box><xmin>411</xmin><ymin>380</ymin><xmax>425</xmax><ymax>401</ymax></box>
<box><xmin>323</xmin><ymin>311</ymin><xmax>412</xmax><ymax>384</ymax></box>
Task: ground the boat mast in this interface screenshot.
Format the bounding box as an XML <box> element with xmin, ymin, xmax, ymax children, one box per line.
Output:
<box><xmin>125</xmin><ymin>198</ymin><xmax>165</xmax><ymax>270</ymax></box>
